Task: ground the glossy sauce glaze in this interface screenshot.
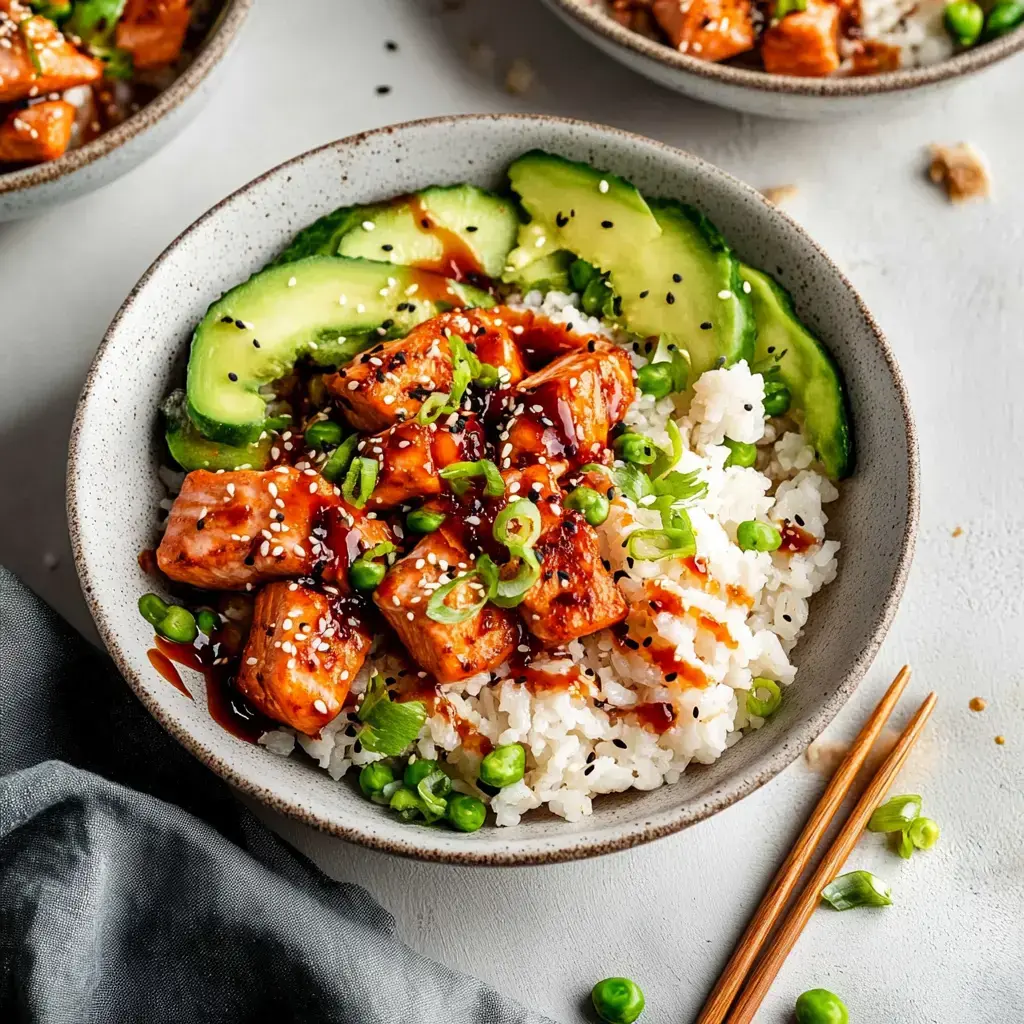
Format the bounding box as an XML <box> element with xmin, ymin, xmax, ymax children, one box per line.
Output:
<box><xmin>405</xmin><ymin>194</ymin><xmax>487</xmax><ymax>286</ymax></box>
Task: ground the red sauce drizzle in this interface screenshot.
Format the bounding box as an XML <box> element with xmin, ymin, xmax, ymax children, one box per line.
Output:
<box><xmin>147</xmin><ymin>647</ymin><xmax>192</xmax><ymax>699</ymax></box>
<box><xmin>646</xmin><ymin>584</ymin><xmax>737</xmax><ymax>650</ymax></box>
<box><xmin>779</xmin><ymin>521</ymin><xmax>817</xmax><ymax>553</ymax></box>
<box><xmin>404</xmin><ymin>194</ymin><xmax>486</xmax><ymax>284</ymax></box>
<box><xmin>633</xmin><ymin>701</ymin><xmax>676</xmax><ymax>734</ymax></box>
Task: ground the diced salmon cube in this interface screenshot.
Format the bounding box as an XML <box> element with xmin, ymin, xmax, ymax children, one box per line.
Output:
<box><xmin>357</xmin><ymin>415</ymin><xmax>485</xmax><ymax>511</ymax></box>
<box><xmin>500</xmin><ymin>461</ymin><xmax>566</xmax><ymax>536</ymax></box>
<box><xmin>235</xmin><ymin>582</ymin><xmax>371</xmax><ymax>735</ymax></box>
<box><xmin>319</xmin><ymin>507</ymin><xmax>396</xmax><ymax>589</ymax></box>
<box><xmin>0</xmin><ymin>11</ymin><xmax>102</xmax><ymax>103</ymax></box>
<box><xmin>520</xmin><ymin>512</ymin><xmax>627</xmax><ymax>645</ymax></box>
<box><xmin>157</xmin><ymin>467</ymin><xmax>337</xmax><ymax>590</ymax></box>
<box><xmin>374</xmin><ymin>531</ymin><xmax>518</xmax><ymax>683</ymax></box>
<box><xmin>503</xmin><ymin>343</ymin><xmax>635</xmax><ymax>468</ymax></box>
<box><xmin>116</xmin><ymin>0</ymin><xmax>191</xmax><ymax>70</ymax></box>
<box><xmin>470</xmin><ymin>313</ymin><xmax>527</xmax><ymax>387</ymax></box>
<box><xmin>652</xmin><ymin>0</ymin><xmax>755</xmax><ymax>61</ymax></box>
<box><xmin>761</xmin><ymin>0</ymin><xmax>841</xmax><ymax>77</ymax></box>
<box><xmin>0</xmin><ymin>100</ymin><xmax>74</xmax><ymax>162</ymax></box>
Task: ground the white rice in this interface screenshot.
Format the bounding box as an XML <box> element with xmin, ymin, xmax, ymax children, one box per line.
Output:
<box><xmin>261</xmin><ymin>294</ymin><xmax>841</xmax><ymax>826</ymax></box>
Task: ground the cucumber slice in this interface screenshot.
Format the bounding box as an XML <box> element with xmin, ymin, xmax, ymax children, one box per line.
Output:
<box><xmin>741</xmin><ymin>265</ymin><xmax>853</xmax><ymax>479</ymax></box>
<box><xmin>163</xmin><ymin>391</ymin><xmax>271</xmax><ymax>472</ymax></box>
<box><xmin>186</xmin><ymin>257</ymin><xmax>494</xmax><ymax>445</ymax></box>
<box><xmin>274</xmin><ymin>185</ymin><xmax>519</xmax><ymax>279</ymax></box>
<box><xmin>507</xmin><ymin>151</ymin><xmax>754</xmax><ymax>378</ymax></box>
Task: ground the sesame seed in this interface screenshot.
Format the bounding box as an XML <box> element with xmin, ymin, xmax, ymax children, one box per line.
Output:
<box><xmin>601</xmin><ymin>220</ymin><xmax>613</xmax><ymax>229</ymax></box>
<box><xmin>598</xmin><ymin>179</ymin><xmax>609</xmax><ymax>193</ymax></box>
<box><xmin>288</xmin><ymin>277</ymin><xmax>297</xmax><ymax>287</ymax></box>
<box><xmin>718</xmin><ymin>289</ymin><xmax>733</xmax><ymax>299</ymax></box>
<box><xmin>362</xmin><ymin>221</ymin><xmax>376</xmax><ymax>231</ymax></box>
<box><xmin>314</xmin><ymin>699</ymin><xmax>328</xmax><ymax>713</ymax></box>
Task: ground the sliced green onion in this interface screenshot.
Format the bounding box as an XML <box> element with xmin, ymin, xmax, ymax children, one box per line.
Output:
<box><xmin>493</xmin><ymin>499</ymin><xmax>542</xmax><ymax>551</ymax></box>
<box><xmin>416</xmin><ymin>770</ymin><xmax>452</xmax><ymax>818</ymax></box>
<box><xmin>897</xmin><ymin>830</ymin><xmax>916</xmax><ymax>859</ymax></box>
<box><xmin>774</xmin><ymin>0</ymin><xmax>808</xmax><ymax>18</ymax></box>
<box><xmin>304</xmin><ymin>419</ymin><xmax>345</xmax><ymax>450</ymax></box>
<box><xmin>908</xmin><ymin>816</ymin><xmax>940</xmax><ymax>851</ymax></box>
<box><xmin>440</xmin><ymin>459</ymin><xmax>505</xmax><ymax>498</ymax></box>
<box><xmin>652</xmin><ymin>499</ymin><xmax>693</xmax><ymax>536</ymax></box>
<box><xmin>417</xmin><ymin>392</ymin><xmax>449</xmax><ymax>424</ymax></box>
<box><xmin>389</xmin><ymin>785</ymin><xmax>427</xmax><ymax>821</ymax></box>
<box><xmin>446</xmin><ymin>335</ymin><xmax>474</xmax><ymax>410</ymax></box>
<box><xmin>821</xmin><ymin>870</ymin><xmax>892</xmax><ymax>911</ymax></box>
<box><xmin>626</xmin><ymin>526</ymin><xmax>696</xmax><ymax>562</ymax></box>
<box><xmin>356</xmin><ymin>673</ymin><xmax>427</xmax><ymax>756</ymax></box>
<box><xmin>374</xmin><ymin>778</ymin><xmax>404</xmax><ymax>806</ymax></box>
<box><xmin>342</xmin><ymin>456</ymin><xmax>379</xmax><ymax>508</ymax></box>
<box><xmin>650</xmin><ymin>419</ymin><xmax>684</xmax><ymax>480</ymax></box>
<box><xmin>613</xmin><ymin>432</ymin><xmax>659</xmax><ymax>466</ymax></box>
<box><xmin>474</xmin><ymin>363</ymin><xmax>501</xmax><ymax>388</ymax></box>
<box><xmin>349</xmin><ymin>558</ymin><xmax>386</xmax><ymax>591</ymax></box>
<box><xmin>746</xmin><ymin>677</ymin><xmax>782</xmax><ymax>718</ymax></box>
<box><xmin>364</xmin><ymin>541</ymin><xmax>395</xmax><ymax>560</ymax></box>
<box><xmin>867</xmin><ymin>794</ymin><xmax>922</xmax><ymax>833</ymax></box>
<box><xmin>407</xmin><ymin>508</ymin><xmax>446</xmax><ymax>534</ymax></box>
<box><xmin>492</xmin><ymin>547</ymin><xmax>541</xmax><ymax>608</ymax></box>
<box><xmin>425</xmin><ymin>556</ymin><xmax>498</xmax><ymax>624</ymax></box>
<box><xmin>321</xmin><ymin>432</ymin><xmax>360</xmax><ymax>482</ymax></box>
<box><xmin>569</xmin><ymin>258</ymin><xmax>599</xmax><ymax>292</ymax></box>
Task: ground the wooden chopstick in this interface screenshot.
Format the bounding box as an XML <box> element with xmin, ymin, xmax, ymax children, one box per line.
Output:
<box><xmin>695</xmin><ymin>665</ymin><xmax>913</xmax><ymax>1024</ymax></box>
<box><xmin>723</xmin><ymin>690</ymin><xmax>938</xmax><ymax>1024</ymax></box>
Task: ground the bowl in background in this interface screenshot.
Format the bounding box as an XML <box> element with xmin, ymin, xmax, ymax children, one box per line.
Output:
<box><xmin>68</xmin><ymin>114</ymin><xmax>918</xmax><ymax>864</ymax></box>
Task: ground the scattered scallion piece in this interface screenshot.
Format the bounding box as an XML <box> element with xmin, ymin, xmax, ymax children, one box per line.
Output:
<box><xmin>626</xmin><ymin>525</ymin><xmax>695</xmax><ymax>562</ymax></box>
<box><xmin>417</xmin><ymin>392</ymin><xmax>449</xmax><ymax>424</ymax></box>
<box><xmin>439</xmin><ymin>459</ymin><xmax>505</xmax><ymax>498</ymax></box>
<box><xmin>820</xmin><ymin>870</ymin><xmax>892</xmax><ymax>911</ymax></box>
<box><xmin>774</xmin><ymin>0</ymin><xmax>808</xmax><ymax>19</ymax></box>
<box><xmin>649</xmin><ymin>420</ymin><xmax>683</xmax><ymax>481</ymax></box>
<box><xmin>321</xmin><ymin>432</ymin><xmax>360</xmax><ymax>482</ymax></box>
<box><xmin>425</xmin><ymin>556</ymin><xmax>498</xmax><ymax>623</ymax></box>
<box><xmin>356</xmin><ymin>673</ymin><xmax>427</xmax><ymax>756</ymax></box>
<box><xmin>746</xmin><ymin>677</ymin><xmax>782</xmax><ymax>718</ymax></box>
<box><xmin>406</xmin><ymin>508</ymin><xmax>446</xmax><ymax>534</ymax></box>
<box><xmin>908</xmin><ymin>816</ymin><xmax>940</xmax><ymax>851</ymax></box>
<box><xmin>341</xmin><ymin>456</ymin><xmax>379</xmax><ymax>508</ymax></box>
<box><xmin>138</xmin><ymin>593</ymin><xmax>169</xmax><ymax>628</ymax></box>
<box><xmin>416</xmin><ymin>769</ymin><xmax>452</xmax><ymax>818</ymax></box>
<box><xmin>304</xmin><ymin>419</ymin><xmax>345</xmax><ymax>450</ymax></box>
<box><xmin>493</xmin><ymin>499</ymin><xmax>542</xmax><ymax>550</ymax></box>
<box><xmin>867</xmin><ymin>794</ymin><xmax>922</xmax><ymax>833</ymax></box>
<box><xmin>491</xmin><ymin>547</ymin><xmax>541</xmax><ymax>608</ymax></box>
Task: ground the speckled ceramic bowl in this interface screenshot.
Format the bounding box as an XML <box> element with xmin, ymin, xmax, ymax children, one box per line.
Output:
<box><xmin>68</xmin><ymin>114</ymin><xmax>918</xmax><ymax>865</ymax></box>
<box><xmin>0</xmin><ymin>0</ymin><xmax>251</xmax><ymax>221</ymax></box>
<box><xmin>541</xmin><ymin>0</ymin><xmax>1024</xmax><ymax>119</ymax></box>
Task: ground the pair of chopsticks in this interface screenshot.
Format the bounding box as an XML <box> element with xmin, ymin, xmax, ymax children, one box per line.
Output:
<box><xmin>696</xmin><ymin>666</ymin><xmax>936</xmax><ymax>1024</ymax></box>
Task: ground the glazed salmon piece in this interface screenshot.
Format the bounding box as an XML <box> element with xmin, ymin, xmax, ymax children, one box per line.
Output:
<box><xmin>374</xmin><ymin>531</ymin><xmax>518</xmax><ymax>683</ymax></box>
<box><xmin>761</xmin><ymin>0</ymin><xmax>841</xmax><ymax>77</ymax></box>
<box><xmin>0</xmin><ymin>11</ymin><xmax>103</xmax><ymax>103</ymax></box>
<box><xmin>503</xmin><ymin>343</ymin><xmax>635</xmax><ymax>469</ymax></box>
<box><xmin>235</xmin><ymin>582</ymin><xmax>371</xmax><ymax>735</ymax></box>
<box><xmin>652</xmin><ymin>0</ymin><xmax>755</xmax><ymax>61</ymax></box>
<box><xmin>0</xmin><ymin>100</ymin><xmax>74</xmax><ymax>162</ymax></box>
<box><xmin>157</xmin><ymin>467</ymin><xmax>336</xmax><ymax>590</ymax></box>
<box><xmin>116</xmin><ymin>0</ymin><xmax>192</xmax><ymax>70</ymax></box>
<box><xmin>520</xmin><ymin>511</ymin><xmax>627</xmax><ymax>645</ymax></box>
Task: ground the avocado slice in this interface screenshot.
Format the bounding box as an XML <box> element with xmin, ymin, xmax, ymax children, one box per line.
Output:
<box><xmin>186</xmin><ymin>256</ymin><xmax>494</xmax><ymax>445</ymax></box>
<box><xmin>504</xmin><ymin>249</ymin><xmax>574</xmax><ymax>295</ymax></box>
<box><xmin>741</xmin><ymin>265</ymin><xmax>853</xmax><ymax>479</ymax></box>
<box><xmin>273</xmin><ymin>185</ymin><xmax>519</xmax><ymax>280</ymax></box>
<box><xmin>163</xmin><ymin>390</ymin><xmax>272</xmax><ymax>472</ymax></box>
<box><xmin>507</xmin><ymin>151</ymin><xmax>754</xmax><ymax>377</ymax></box>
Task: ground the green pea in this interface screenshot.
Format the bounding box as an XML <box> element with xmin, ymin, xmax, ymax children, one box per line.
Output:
<box><xmin>636</xmin><ymin>363</ymin><xmax>674</xmax><ymax>399</ymax></box>
<box><xmin>737</xmin><ymin>520</ymin><xmax>782</xmax><ymax>552</ymax></box>
<box><xmin>723</xmin><ymin>438</ymin><xmax>757</xmax><ymax>468</ymax></box>
<box><xmin>349</xmin><ymin>558</ymin><xmax>387</xmax><ymax>592</ymax></box>
<box><xmin>944</xmin><ymin>0</ymin><xmax>984</xmax><ymax>43</ymax></box>
<box><xmin>985</xmin><ymin>0</ymin><xmax>1024</xmax><ymax>36</ymax></box>
<box><xmin>404</xmin><ymin>758</ymin><xmax>440</xmax><ymax>789</ymax></box>
<box><xmin>196</xmin><ymin>609</ymin><xmax>219</xmax><ymax>636</ymax></box>
<box><xmin>138</xmin><ymin>593</ymin><xmax>169</xmax><ymax>628</ymax></box>
<box><xmin>446</xmin><ymin>794</ymin><xmax>487</xmax><ymax>832</ymax></box>
<box><xmin>305</xmin><ymin>419</ymin><xmax>345</xmax><ymax>450</ymax></box>
<box><xmin>389</xmin><ymin>786</ymin><xmax>426</xmax><ymax>821</ymax></box>
<box><xmin>479</xmin><ymin>743</ymin><xmax>526</xmax><ymax>788</ymax></box>
<box><xmin>763</xmin><ymin>380</ymin><xmax>791</xmax><ymax>417</ymax></box>
<box><xmin>909</xmin><ymin>816</ymin><xmax>940</xmax><ymax>850</ymax></box>
<box><xmin>591</xmin><ymin>977</ymin><xmax>645</xmax><ymax>1024</ymax></box>
<box><xmin>157</xmin><ymin>606</ymin><xmax>198</xmax><ymax>644</ymax></box>
<box><xmin>569</xmin><ymin>258</ymin><xmax>599</xmax><ymax>293</ymax></box>
<box><xmin>613</xmin><ymin>433</ymin><xmax>658</xmax><ymax>466</ymax></box>
<box><xmin>795</xmin><ymin>988</ymin><xmax>848</xmax><ymax>1024</ymax></box>
<box><xmin>359</xmin><ymin>761</ymin><xmax>395</xmax><ymax>799</ymax></box>
<box><xmin>565</xmin><ymin>485</ymin><xmax>610</xmax><ymax>527</ymax></box>
<box><xmin>406</xmin><ymin>508</ymin><xmax>446</xmax><ymax>534</ymax></box>
<box><xmin>581</xmin><ymin>276</ymin><xmax>612</xmax><ymax>317</ymax></box>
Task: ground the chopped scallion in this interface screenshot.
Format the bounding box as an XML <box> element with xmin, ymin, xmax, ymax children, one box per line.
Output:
<box><xmin>493</xmin><ymin>499</ymin><xmax>542</xmax><ymax>551</ymax></box>
<box><xmin>821</xmin><ymin>870</ymin><xmax>892</xmax><ymax>911</ymax></box>
<box><xmin>867</xmin><ymin>794</ymin><xmax>923</xmax><ymax>833</ymax></box>
<box><xmin>439</xmin><ymin>459</ymin><xmax>505</xmax><ymax>498</ymax></box>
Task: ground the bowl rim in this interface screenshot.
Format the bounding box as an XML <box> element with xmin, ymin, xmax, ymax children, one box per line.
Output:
<box><xmin>67</xmin><ymin>112</ymin><xmax>920</xmax><ymax>866</ymax></box>
<box><xmin>0</xmin><ymin>0</ymin><xmax>252</xmax><ymax>197</ymax></box>
<box><xmin>545</xmin><ymin>0</ymin><xmax>1024</xmax><ymax>97</ymax></box>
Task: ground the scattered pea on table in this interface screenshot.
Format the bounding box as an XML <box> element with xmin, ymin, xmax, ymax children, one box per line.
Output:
<box><xmin>591</xmin><ymin>977</ymin><xmax>645</xmax><ymax>1024</ymax></box>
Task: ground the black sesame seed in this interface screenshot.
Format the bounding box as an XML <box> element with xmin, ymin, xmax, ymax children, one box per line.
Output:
<box><xmin>601</xmin><ymin>220</ymin><xmax>614</xmax><ymax>229</ymax></box>
<box><xmin>353</xmin><ymin>740</ymin><xmax>362</xmax><ymax>753</ymax></box>
<box><xmin>613</xmin><ymin>570</ymin><xmax>628</xmax><ymax>582</ymax></box>
<box><xmin>672</xmin><ymin>273</ymin><xmax>682</xmax><ymax>283</ymax></box>
<box><xmin>602</xmin><ymin>558</ymin><xmax>611</xmax><ymax>570</ymax></box>
<box><xmin>420</xmin><ymin>218</ymin><xmax>431</xmax><ymax>229</ymax></box>
<box><xmin>196</xmin><ymin>519</ymin><xmax>205</xmax><ymax>531</ymax></box>
<box><xmin>244</xmin><ymin>554</ymin><xmax>255</xmax><ymax>566</ymax></box>
<box><xmin>586</xmin><ymin>751</ymin><xmax>596</xmax><ymax>764</ymax></box>
<box><xmin>783</xmin><ymin>614</ymin><xmax>792</xmax><ymax>622</ymax></box>
<box><xmin>700</xmin><ymin>321</ymin><xmax>713</xmax><ymax>330</ymax></box>
<box><xmin>606</xmin><ymin>487</ymin><xmax>614</xmax><ymax>500</ymax></box>
<box><xmin>381</xmin><ymin>243</ymin><xmax>394</xmax><ymax>252</ymax></box>
<box><xmin>665</xmin><ymin>672</ymin><xmax>678</xmax><ymax>682</ymax></box>
<box><xmin>380</xmin><ymin>318</ymin><xmax>394</xmax><ymax>330</ymax></box>
<box><xmin>666</xmin><ymin>292</ymin><xmax>675</xmax><ymax>304</ymax></box>
<box><xmin>252</xmin><ymin>339</ymin><xmax>260</xmax><ymax>348</ymax></box>
<box><xmin>623</xmin><ymin>637</ymin><xmax>640</xmax><ymax>650</ymax></box>
<box><xmin>557</xmin><ymin>570</ymin><xmax>570</xmax><ymax>581</ymax></box>
<box><xmin>613</xmin><ymin>738</ymin><xmax>627</xmax><ymax>749</ymax></box>
<box><xmin>228</xmin><ymin>372</ymin><xmax>238</xmax><ymax>382</ymax></box>
<box><xmin>584</xmin><ymin>764</ymin><xmax>595</xmax><ymax>776</ymax></box>
<box><xmin>642</xmin><ymin>636</ymin><xmax>652</xmax><ymax>648</ymax></box>
<box><xmin>795</xmin><ymin>514</ymin><xmax>805</xmax><ymax>526</ymax></box>
<box><xmin>587</xmin><ymin>339</ymin><xmax>597</xmax><ymax>352</ymax></box>
<box><xmin>234</xmin><ymin>319</ymin><xmax>246</xmax><ymax>329</ymax></box>
<box><xmin>220</xmin><ymin>315</ymin><xmax>233</xmax><ymax>324</ymax></box>
<box><xmin>767</xmin><ymin>346</ymin><xmax>775</xmax><ymax>353</ymax></box>
<box><xmin>555</xmin><ymin>212</ymin><xmax>569</xmax><ymax>227</ymax></box>
<box><xmin>744</xmin><ymin>403</ymin><xmax>753</xmax><ymax>411</ymax></box>
<box><xmin>375</xmin><ymin>85</ymin><xmax>391</xmax><ymax>95</ymax></box>
<box><xmin>639</xmin><ymin>290</ymin><xmax>649</xmax><ymax>299</ymax></box>
<box><xmin>626</xmin><ymin>557</ymin><xmax>635</xmax><ymax>569</ymax></box>
<box><xmin>391</xmin><ymin>351</ymin><xmax>407</xmax><ymax>366</ymax></box>
<box><xmin>385</xmin><ymin>40</ymin><xmax>398</xmax><ymax>51</ymax></box>
<box><xmin>693</xmin><ymin>706</ymin><xmax>700</xmax><ymax>719</ymax></box>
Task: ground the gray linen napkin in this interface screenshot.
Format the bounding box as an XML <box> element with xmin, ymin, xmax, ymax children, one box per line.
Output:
<box><xmin>0</xmin><ymin>567</ymin><xmax>554</xmax><ymax>1024</ymax></box>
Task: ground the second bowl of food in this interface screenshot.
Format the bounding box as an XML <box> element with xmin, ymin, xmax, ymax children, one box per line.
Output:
<box><xmin>541</xmin><ymin>0</ymin><xmax>1024</xmax><ymax>119</ymax></box>
<box><xmin>69</xmin><ymin>114</ymin><xmax>917</xmax><ymax>864</ymax></box>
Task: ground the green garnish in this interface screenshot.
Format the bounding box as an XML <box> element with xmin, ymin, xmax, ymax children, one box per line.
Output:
<box><xmin>908</xmin><ymin>816</ymin><xmax>940</xmax><ymax>851</ymax></box>
<box><xmin>724</xmin><ymin>437</ymin><xmax>757</xmax><ymax>468</ymax></box>
<box><xmin>763</xmin><ymin>379</ymin><xmax>792</xmax><ymax>417</ymax></box>
<box><xmin>944</xmin><ymin>0</ymin><xmax>985</xmax><ymax>43</ymax></box>
<box><xmin>774</xmin><ymin>0</ymin><xmax>808</xmax><ymax>18</ymax></box>
<box><xmin>406</xmin><ymin>508</ymin><xmax>446</xmax><ymax>534</ymax></box>
<box><xmin>613</xmin><ymin>432</ymin><xmax>659</xmax><ymax>466</ymax></box>
<box><xmin>745</xmin><ymin>677</ymin><xmax>782</xmax><ymax>718</ymax></box>
<box><xmin>417</xmin><ymin>392</ymin><xmax>449</xmax><ymax>424</ymax></box>
<box><xmin>591</xmin><ymin>977</ymin><xmax>645</xmax><ymax>1024</ymax></box>
<box><xmin>440</xmin><ymin>459</ymin><xmax>505</xmax><ymax>498</ymax></box>
<box><xmin>138</xmin><ymin>594</ymin><xmax>198</xmax><ymax>644</ymax></box>
<box><xmin>446</xmin><ymin>793</ymin><xmax>487</xmax><ymax>832</ymax></box>
<box><xmin>493</xmin><ymin>498</ymin><xmax>542</xmax><ymax>550</ymax></box>
<box><xmin>626</xmin><ymin>524</ymin><xmax>696</xmax><ymax>562</ymax></box>
<box><xmin>138</xmin><ymin>593</ymin><xmax>169</xmax><ymax>628</ymax></box>
<box><xmin>356</xmin><ymin>673</ymin><xmax>427</xmax><ymax>756</ymax></box>
<box><xmin>820</xmin><ymin>870</ymin><xmax>892</xmax><ymax>911</ymax></box>
<box><xmin>491</xmin><ymin>547</ymin><xmax>541</xmax><ymax>608</ymax></box>
<box><xmin>304</xmin><ymin>419</ymin><xmax>346</xmax><ymax>450</ymax></box>
<box><xmin>341</xmin><ymin>456</ymin><xmax>379</xmax><ymax>508</ymax></box>
<box><xmin>984</xmin><ymin>0</ymin><xmax>1024</xmax><ymax>37</ymax></box>
<box><xmin>479</xmin><ymin>743</ymin><xmax>526</xmax><ymax>788</ymax></box>
<box><xmin>321</xmin><ymin>432</ymin><xmax>360</xmax><ymax>482</ymax></box>
<box><xmin>564</xmin><ymin>485</ymin><xmax>610</xmax><ymax>526</ymax></box>
<box><xmin>359</xmin><ymin>762</ymin><xmax>395</xmax><ymax>799</ymax></box>
<box><xmin>349</xmin><ymin>558</ymin><xmax>386</xmax><ymax>591</ymax></box>
<box><xmin>425</xmin><ymin>556</ymin><xmax>498</xmax><ymax>623</ymax></box>
<box><xmin>795</xmin><ymin>989</ymin><xmax>849</xmax><ymax>1024</ymax></box>
<box><xmin>737</xmin><ymin>520</ymin><xmax>782</xmax><ymax>552</ymax></box>
<box><xmin>416</xmin><ymin>769</ymin><xmax>452</xmax><ymax>818</ymax></box>
<box><xmin>867</xmin><ymin>794</ymin><xmax>922</xmax><ymax>833</ymax></box>
<box><xmin>196</xmin><ymin>609</ymin><xmax>219</xmax><ymax>636</ymax></box>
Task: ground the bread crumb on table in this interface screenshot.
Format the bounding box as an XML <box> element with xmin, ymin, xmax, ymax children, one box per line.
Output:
<box><xmin>927</xmin><ymin>143</ymin><xmax>990</xmax><ymax>203</ymax></box>
<box><xmin>505</xmin><ymin>57</ymin><xmax>536</xmax><ymax>95</ymax></box>
<box><xmin>994</xmin><ymin>735</ymin><xmax>1006</xmax><ymax>745</ymax></box>
<box><xmin>952</xmin><ymin>525</ymin><xmax>964</xmax><ymax>538</ymax></box>
<box><xmin>969</xmin><ymin>697</ymin><xmax>987</xmax><ymax>712</ymax></box>
<box><xmin>761</xmin><ymin>185</ymin><xmax>799</xmax><ymax>206</ymax></box>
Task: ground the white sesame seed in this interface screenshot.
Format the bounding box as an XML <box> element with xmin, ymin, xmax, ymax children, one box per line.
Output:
<box><xmin>246</xmin><ymin>657</ymin><xmax>258</xmax><ymax>665</ymax></box>
<box><xmin>348</xmin><ymin>380</ymin><xmax>360</xmax><ymax>391</ymax></box>
<box><xmin>742</xmin><ymin>281</ymin><xmax>752</xmax><ymax>294</ymax></box>
<box><xmin>599</xmin><ymin>179</ymin><xmax>609</xmax><ymax>193</ymax></box>
<box><xmin>718</xmin><ymin>289</ymin><xmax>733</xmax><ymax>299</ymax></box>
<box><xmin>288</xmin><ymin>277</ymin><xmax>297</xmax><ymax>287</ymax></box>
<box><xmin>362</xmin><ymin>220</ymin><xmax>376</xmax><ymax>231</ymax></box>
<box><xmin>314</xmin><ymin>699</ymin><xmax>328</xmax><ymax>713</ymax></box>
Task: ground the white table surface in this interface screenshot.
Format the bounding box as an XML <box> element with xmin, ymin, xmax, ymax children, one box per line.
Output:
<box><xmin>3</xmin><ymin>1</ymin><xmax>1023</xmax><ymax>1020</ymax></box>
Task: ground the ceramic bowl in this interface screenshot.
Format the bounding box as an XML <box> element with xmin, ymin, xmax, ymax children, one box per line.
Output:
<box><xmin>0</xmin><ymin>0</ymin><xmax>251</xmax><ymax>221</ymax></box>
<box><xmin>68</xmin><ymin>114</ymin><xmax>918</xmax><ymax>865</ymax></box>
<box><xmin>541</xmin><ymin>0</ymin><xmax>1024</xmax><ymax>120</ymax></box>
